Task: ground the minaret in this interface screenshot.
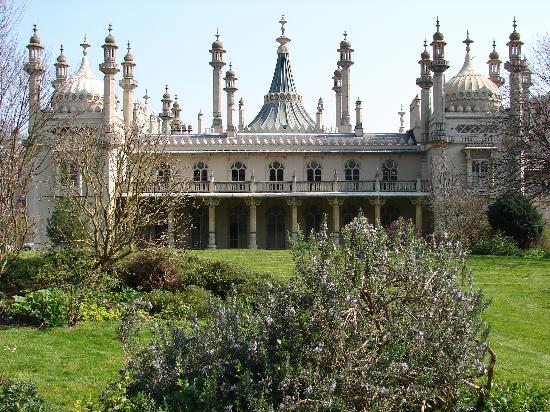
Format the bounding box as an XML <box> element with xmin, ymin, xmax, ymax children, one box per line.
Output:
<box><xmin>521</xmin><ymin>58</ymin><xmax>532</xmax><ymax>104</ymax></box>
<box><xmin>238</xmin><ymin>98</ymin><xmax>245</xmax><ymax>131</ymax></box>
<box><xmin>24</xmin><ymin>24</ymin><xmax>45</xmax><ymax>135</ymax></box>
<box><xmin>504</xmin><ymin>18</ymin><xmax>526</xmax><ymax>120</ymax></box>
<box><xmin>197</xmin><ymin>110</ymin><xmax>203</xmax><ymax>134</ymax></box>
<box><xmin>99</xmin><ymin>24</ymin><xmax>120</xmax><ymax>130</ymax></box>
<box><xmin>332</xmin><ymin>66</ymin><xmax>342</xmax><ymax>131</ymax></box>
<box><xmin>416</xmin><ymin>40</ymin><xmax>433</xmax><ymax>143</ymax></box>
<box><xmin>223</xmin><ymin>63</ymin><xmax>237</xmax><ymax>137</ymax></box>
<box><xmin>429</xmin><ymin>18</ymin><xmax>449</xmax><ymax>142</ymax></box>
<box><xmin>487</xmin><ymin>40</ymin><xmax>505</xmax><ymax>88</ymax></box>
<box><xmin>315</xmin><ymin>98</ymin><xmax>324</xmax><ymax>132</ymax></box>
<box><xmin>209</xmin><ymin>30</ymin><xmax>226</xmax><ymax>133</ymax></box>
<box><xmin>159</xmin><ymin>85</ymin><xmax>173</xmax><ymax>134</ymax></box>
<box><xmin>354</xmin><ymin>98</ymin><xmax>363</xmax><ymax>136</ymax></box>
<box><xmin>53</xmin><ymin>43</ymin><xmax>68</xmax><ymax>93</ymax></box>
<box><xmin>171</xmin><ymin>95</ymin><xmax>181</xmax><ymax>133</ymax></box>
<box><xmin>119</xmin><ymin>41</ymin><xmax>138</xmax><ymax>132</ymax></box>
<box><xmin>337</xmin><ymin>32</ymin><xmax>354</xmax><ymax>132</ymax></box>
<box><xmin>398</xmin><ymin>105</ymin><xmax>405</xmax><ymax>133</ymax></box>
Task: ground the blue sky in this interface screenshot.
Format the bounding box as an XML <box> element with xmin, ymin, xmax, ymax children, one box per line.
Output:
<box><xmin>16</xmin><ymin>0</ymin><xmax>549</xmax><ymax>132</ymax></box>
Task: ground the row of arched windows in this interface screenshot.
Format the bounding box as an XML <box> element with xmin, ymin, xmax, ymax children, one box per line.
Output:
<box><xmin>190</xmin><ymin>159</ymin><xmax>399</xmax><ymax>182</ymax></box>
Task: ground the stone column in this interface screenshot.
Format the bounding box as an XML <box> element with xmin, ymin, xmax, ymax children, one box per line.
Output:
<box><xmin>286</xmin><ymin>197</ymin><xmax>303</xmax><ymax>241</ymax></box>
<box><xmin>245</xmin><ymin>198</ymin><xmax>261</xmax><ymax>249</ymax></box>
<box><xmin>369</xmin><ymin>197</ymin><xmax>386</xmax><ymax>227</ymax></box>
<box><xmin>204</xmin><ymin>198</ymin><xmax>220</xmax><ymax>249</ymax></box>
<box><xmin>328</xmin><ymin>197</ymin><xmax>344</xmax><ymax>244</ymax></box>
<box><xmin>167</xmin><ymin>209</ymin><xmax>175</xmax><ymax>247</ymax></box>
<box><xmin>411</xmin><ymin>198</ymin><xmax>423</xmax><ymax>232</ymax></box>
<box><xmin>465</xmin><ymin>150</ymin><xmax>472</xmax><ymax>188</ymax></box>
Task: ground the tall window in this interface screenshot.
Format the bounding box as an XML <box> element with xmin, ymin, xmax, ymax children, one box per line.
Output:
<box><xmin>231</xmin><ymin>161</ymin><xmax>246</xmax><ymax>182</ymax></box>
<box><xmin>157</xmin><ymin>162</ymin><xmax>170</xmax><ymax>183</ymax></box>
<box><xmin>304</xmin><ymin>205</ymin><xmax>323</xmax><ymax>236</ymax></box>
<box><xmin>60</xmin><ymin>161</ymin><xmax>79</xmax><ymax>188</ymax></box>
<box><xmin>266</xmin><ymin>206</ymin><xmax>286</xmax><ymax>249</ymax></box>
<box><xmin>190</xmin><ymin>205</ymin><xmax>208</xmax><ymax>249</ymax></box>
<box><xmin>472</xmin><ymin>160</ymin><xmax>489</xmax><ymax>184</ymax></box>
<box><xmin>344</xmin><ymin>160</ymin><xmax>360</xmax><ymax>181</ymax></box>
<box><xmin>193</xmin><ymin>161</ymin><xmax>208</xmax><ymax>182</ymax></box>
<box><xmin>306</xmin><ymin>161</ymin><xmax>322</xmax><ymax>182</ymax></box>
<box><xmin>269</xmin><ymin>161</ymin><xmax>284</xmax><ymax>181</ymax></box>
<box><xmin>229</xmin><ymin>206</ymin><xmax>247</xmax><ymax>248</ymax></box>
<box><xmin>382</xmin><ymin>159</ymin><xmax>398</xmax><ymax>181</ymax></box>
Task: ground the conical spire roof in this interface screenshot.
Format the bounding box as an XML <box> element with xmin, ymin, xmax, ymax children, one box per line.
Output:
<box><xmin>248</xmin><ymin>16</ymin><xmax>315</xmax><ymax>133</ymax></box>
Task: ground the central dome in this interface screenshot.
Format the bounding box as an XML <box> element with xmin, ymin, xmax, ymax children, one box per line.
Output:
<box><xmin>445</xmin><ymin>52</ymin><xmax>501</xmax><ymax>113</ymax></box>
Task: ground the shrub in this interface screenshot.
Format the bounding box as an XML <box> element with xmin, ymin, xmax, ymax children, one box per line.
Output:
<box><xmin>0</xmin><ymin>375</ymin><xmax>46</xmax><ymax>412</ymax></box>
<box><xmin>146</xmin><ymin>286</ymin><xmax>214</xmax><ymax>320</ymax></box>
<box><xmin>120</xmin><ymin>249</ymin><xmax>182</xmax><ymax>291</ymax></box>
<box><xmin>459</xmin><ymin>381</ymin><xmax>550</xmax><ymax>411</ymax></box>
<box><xmin>487</xmin><ymin>194</ymin><xmax>544</xmax><ymax>248</ymax></box>
<box><xmin>471</xmin><ymin>231</ymin><xmax>523</xmax><ymax>256</ymax></box>
<box><xmin>10</xmin><ymin>288</ymin><xmax>69</xmax><ymax>327</ymax></box>
<box><xmin>116</xmin><ymin>218</ymin><xmax>490</xmax><ymax>411</ymax></box>
<box><xmin>46</xmin><ymin>198</ymin><xmax>88</xmax><ymax>249</ymax></box>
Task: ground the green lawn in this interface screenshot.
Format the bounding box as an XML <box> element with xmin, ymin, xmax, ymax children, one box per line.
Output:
<box><xmin>0</xmin><ymin>252</ymin><xmax>548</xmax><ymax>410</ymax></box>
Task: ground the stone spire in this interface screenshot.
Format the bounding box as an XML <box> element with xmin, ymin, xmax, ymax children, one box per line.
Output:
<box><xmin>332</xmin><ymin>66</ymin><xmax>342</xmax><ymax>131</ymax></box>
<box><xmin>120</xmin><ymin>41</ymin><xmax>138</xmax><ymax>131</ymax></box>
<box><xmin>315</xmin><ymin>97</ymin><xmax>324</xmax><ymax>132</ymax></box>
<box><xmin>53</xmin><ymin>43</ymin><xmax>69</xmax><ymax>91</ymax></box>
<box><xmin>429</xmin><ymin>17</ymin><xmax>449</xmax><ymax>143</ymax></box>
<box><xmin>24</xmin><ymin>24</ymin><xmax>45</xmax><ymax>135</ymax></box>
<box><xmin>354</xmin><ymin>98</ymin><xmax>363</xmax><ymax>136</ymax></box>
<box><xmin>223</xmin><ymin>63</ymin><xmax>238</xmax><ymax>137</ymax></box>
<box><xmin>159</xmin><ymin>85</ymin><xmax>173</xmax><ymax>134</ymax></box>
<box><xmin>416</xmin><ymin>40</ymin><xmax>433</xmax><ymax>143</ymax></box>
<box><xmin>398</xmin><ymin>104</ymin><xmax>406</xmax><ymax>133</ymax></box>
<box><xmin>248</xmin><ymin>16</ymin><xmax>315</xmax><ymax>133</ymax></box>
<box><xmin>505</xmin><ymin>18</ymin><xmax>526</xmax><ymax>119</ymax></box>
<box><xmin>171</xmin><ymin>95</ymin><xmax>181</xmax><ymax>133</ymax></box>
<box><xmin>99</xmin><ymin>23</ymin><xmax>120</xmax><ymax>129</ymax></box>
<box><xmin>337</xmin><ymin>31</ymin><xmax>354</xmax><ymax>132</ymax></box>
<box><xmin>238</xmin><ymin>98</ymin><xmax>245</xmax><ymax>131</ymax></box>
<box><xmin>487</xmin><ymin>40</ymin><xmax>505</xmax><ymax>87</ymax></box>
<box><xmin>209</xmin><ymin>29</ymin><xmax>226</xmax><ymax>133</ymax></box>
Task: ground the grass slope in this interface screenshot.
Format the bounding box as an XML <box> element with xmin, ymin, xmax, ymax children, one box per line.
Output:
<box><xmin>0</xmin><ymin>252</ymin><xmax>547</xmax><ymax>410</ymax></box>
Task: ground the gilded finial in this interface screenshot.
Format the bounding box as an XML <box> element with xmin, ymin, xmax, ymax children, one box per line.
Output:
<box><xmin>80</xmin><ymin>34</ymin><xmax>90</xmax><ymax>56</ymax></box>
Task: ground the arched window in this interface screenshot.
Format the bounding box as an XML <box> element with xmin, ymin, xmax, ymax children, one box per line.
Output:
<box><xmin>231</xmin><ymin>161</ymin><xmax>246</xmax><ymax>182</ymax></box>
<box><xmin>193</xmin><ymin>161</ymin><xmax>208</xmax><ymax>182</ymax></box>
<box><xmin>306</xmin><ymin>161</ymin><xmax>322</xmax><ymax>182</ymax></box>
<box><xmin>268</xmin><ymin>161</ymin><xmax>284</xmax><ymax>181</ymax></box>
<box><xmin>229</xmin><ymin>206</ymin><xmax>248</xmax><ymax>248</ymax></box>
<box><xmin>382</xmin><ymin>159</ymin><xmax>398</xmax><ymax>181</ymax></box>
<box><xmin>157</xmin><ymin>162</ymin><xmax>170</xmax><ymax>183</ymax></box>
<box><xmin>60</xmin><ymin>161</ymin><xmax>79</xmax><ymax>188</ymax></box>
<box><xmin>266</xmin><ymin>206</ymin><xmax>286</xmax><ymax>249</ymax></box>
<box><xmin>344</xmin><ymin>160</ymin><xmax>360</xmax><ymax>181</ymax></box>
<box><xmin>304</xmin><ymin>205</ymin><xmax>324</xmax><ymax>236</ymax></box>
<box><xmin>189</xmin><ymin>205</ymin><xmax>208</xmax><ymax>249</ymax></box>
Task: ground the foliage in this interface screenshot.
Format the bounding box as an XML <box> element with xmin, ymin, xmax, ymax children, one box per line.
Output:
<box><xmin>120</xmin><ymin>249</ymin><xmax>183</xmax><ymax>292</ymax></box>
<box><xmin>487</xmin><ymin>193</ymin><xmax>544</xmax><ymax>248</ymax></box>
<box><xmin>471</xmin><ymin>231</ymin><xmax>523</xmax><ymax>256</ymax></box>
<box><xmin>146</xmin><ymin>287</ymin><xmax>213</xmax><ymax>320</ymax></box>
<box><xmin>0</xmin><ymin>374</ymin><xmax>46</xmax><ymax>412</ymax></box>
<box><xmin>46</xmin><ymin>198</ymin><xmax>87</xmax><ymax>248</ymax></box>
<box><xmin>459</xmin><ymin>381</ymin><xmax>550</xmax><ymax>411</ymax></box>
<box><xmin>10</xmin><ymin>288</ymin><xmax>69</xmax><ymax>327</ymax></box>
<box><xmin>116</xmin><ymin>218</ymin><xmax>491</xmax><ymax>411</ymax></box>
<box><xmin>79</xmin><ymin>301</ymin><xmax>120</xmax><ymax>322</ymax></box>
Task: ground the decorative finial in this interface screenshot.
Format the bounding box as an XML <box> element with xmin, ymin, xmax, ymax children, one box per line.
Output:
<box><xmin>492</xmin><ymin>39</ymin><xmax>496</xmax><ymax>51</ymax></box>
<box><xmin>127</xmin><ymin>40</ymin><xmax>131</xmax><ymax>53</ymax></box>
<box><xmin>143</xmin><ymin>89</ymin><xmax>149</xmax><ymax>105</ymax></box>
<box><xmin>463</xmin><ymin>30</ymin><xmax>473</xmax><ymax>53</ymax></box>
<box><xmin>343</xmin><ymin>31</ymin><xmax>347</xmax><ymax>40</ymax></box>
<box><xmin>108</xmin><ymin>22</ymin><xmax>112</xmax><ymax>34</ymax></box>
<box><xmin>60</xmin><ymin>42</ymin><xmax>64</xmax><ymax>54</ymax></box>
<box><xmin>436</xmin><ymin>17</ymin><xmax>440</xmax><ymax>31</ymax></box>
<box><xmin>229</xmin><ymin>61</ymin><xmax>232</xmax><ymax>70</ymax></box>
<box><xmin>165</xmin><ymin>84</ymin><xmax>169</xmax><ymax>93</ymax></box>
<box><xmin>80</xmin><ymin>34</ymin><xmax>90</xmax><ymax>56</ymax></box>
<box><xmin>423</xmin><ymin>39</ymin><xmax>427</xmax><ymax>50</ymax></box>
<box><xmin>33</xmin><ymin>23</ymin><xmax>37</xmax><ymax>35</ymax></box>
<box><xmin>215</xmin><ymin>27</ymin><xmax>220</xmax><ymax>40</ymax></box>
<box><xmin>513</xmin><ymin>17</ymin><xmax>517</xmax><ymax>31</ymax></box>
<box><xmin>279</xmin><ymin>14</ymin><xmax>287</xmax><ymax>36</ymax></box>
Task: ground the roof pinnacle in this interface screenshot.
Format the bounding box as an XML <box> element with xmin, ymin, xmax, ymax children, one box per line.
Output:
<box><xmin>127</xmin><ymin>40</ymin><xmax>131</xmax><ymax>53</ymax></box>
<box><xmin>33</xmin><ymin>24</ymin><xmax>37</xmax><ymax>36</ymax></box>
<box><xmin>513</xmin><ymin>16</ymin><xmax>517</xmax><ymax>31</ymax></box>
<box><xmin>436</xmin><ymin>17</ymin><xmax>440</xmax><ymax>32</ymax></box>
<box><xmin>463</xmin><ymin>30</ymin><xmax>473</xmax><ymax>53</ymax></box>
<box><xmin>80</xmin><ymin>34</ymin><xmax>90</xmax><ymax>56</ymax></box>
<box><xmin>108</xmin><ymin>22</ymin><xmax>112</xmax><ymax>34</ymax></box>
<box><xmin>215</xmin><ymin>27</ymin><xmax>220</xmax><ymax>40</ymax></box>
<box><xmin>279</xmin><ymin>14</ymin><xmax>287</xmax><ymax>36</ymax></box>
<box><xmin>492</xmin><ymin>39</ymin><xmax>496</xmax><ymax>51</ymax></box>
<box><xmin>343</xmin><ymin>31</ymin><xmax>347</xmax><ymax>40</ymax></box>
<box><xmin>143</xmin><ymin>88</ymin><xmax>149</xmax><ymax>105</ymax></box>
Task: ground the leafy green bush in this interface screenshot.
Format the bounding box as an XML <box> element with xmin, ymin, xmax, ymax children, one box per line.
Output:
<box><xmin>120</xmin><ymin>249</ymin><xmax>183</xmax><ymax>292</ymax></box>
<box><xmin>10</xmin><ymin>288</ymin><xmax>69</xmax><ymax>327</ymax></box>
<box><xmin>0</xmin><ymin>375</ymin><xmax>46</xmax><ymax>412</ymax></box>
<box><xmin>459</xmin><ymin>381</ymin><xmax>550</xmax><ymax>411</ymax></box>
<box><xmin>46</xmin><ymin>198</ymin><xmax>87</xmax><ymax>249</ymax></box>
<box><xmin>487</xmin><ymin>194</ymin><xmax>544</xmax><ymax>248</ymax></box>
<box><xmin>146</xmin><ymin>286</ymin><xmax>213</xmax><ymax>320</ymax></box>
<box><xmin>471</xmin><ymin>231</ymin><xmax>523</xmax><ymax>256</ymax></box>
<box><xmin>80</xmin><ymin>301</ymin><xmax>120</xmax><ymax>322</ymax></box>
<box><xmin>115</xmin><ymin>218</ymin><xmax>490</xmax><ymax>410</ymax></box>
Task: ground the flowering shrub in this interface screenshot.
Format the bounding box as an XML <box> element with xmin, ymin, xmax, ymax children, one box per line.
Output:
<box><xmin>114</xmin><ymin>217</ymin><xmax>491</xmax><ymax>411</ymax></box>
<box><xmin>0</xmin><ymin>375</ymin><xmax>46</xmax><ymax>411</ymax></box>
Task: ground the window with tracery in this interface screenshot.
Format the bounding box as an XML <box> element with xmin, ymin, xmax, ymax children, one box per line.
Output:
<box><xmin>344</xmin><ymin>160</ymin><xmax>360</xmax><ymax>181</ymax></box>
<box><xmin>472</xmin><ymin>160</ymin><xmax>489</xmax><ymax>185</ymax></box>
<box><xmin>382</xmin><ymin>159</ymin><xmax>398</xmax><ymax>181</ymax></box>
<box><xmin>193</xmin><ymin>161</ymin><xmax>208</xmax><ymax>182</ymax></box>
<box><xmin>157</xmin><ymin>162</ymin><xmax>170</xmax><ymax>183</ymax></box>
<box><xmin>60</xmin><ymin>161</ymin><xmax>79</xmax><ymax>188</ymax></box>
<box><xmin>306</xmin><ymin>161</ymin><xmax>322</xmax><ymax>182</ymax></box>
<box><xmin>268</xmin><ymin>161</ymin><xmax>284</xmax><ymax>181</ymax></box>
<box><xmin>231</xmin><ymin>161</ymin><xmax>246</xmax><ymax>182</ymax></box>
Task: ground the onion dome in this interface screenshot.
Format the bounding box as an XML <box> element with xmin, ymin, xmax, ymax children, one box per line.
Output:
<box><xmin>225</xmin><ymin>64</ymin><xmax>236</xmax><ymax>78</ymax></box>
<box><xmin>163</xmin><ymin>85</ymin><xmax>171</xmax><ymax>99</ymax></box>
<box><xmin>340</xmin><ymin>31</ymin><xmax>351</xmax><ymax>48</ymax></box>
<box><xmin>124</xmin><ymin>41</ymin><xmax>134</xmax><ymax>62</ymax></box>
<box><xmin>421</xmin><ymin>46</ymin><xmax>430</xmax><ymax>60</ymax></box>
<box><xmin>489</xmin><ymin>43</ymin><xmax>499</xmax><ymax>60</ymax></box>
<box><xmin>445</xmin><ymin>34</ymin><xmax>500</xmax><ymax>113</ymax></box>
<box><xmin>105</xmin><ymin>23</ymin><xmax>115</xmax><ymax>44</ymax></box>
<box><xmin>29</xmin><ymin>24</ymin><xmax>41</xmax><ymax>45</ymax></box>
<box><xmin>211</xmin><ymin>30</ymin><xmax>223</xmax><ymax>49</ymax></box>
<box><xmin>433</xmin><ymin>17</ymin><xmax>444</xmax><ymax>41</ymax></box>
<box><xmin>172</xmin><ymin>97</ymin><xmax>180</xmax><ymax>109</ymax></box>
<box><xmin>509</xmin><ymin>18</ymin><xmax>520</xmax><ymax>41</ymax></box>
<box><xmin>57</xmin><ymin>44</ymin><xmax>67</xmax><ymax>63</ymax></box>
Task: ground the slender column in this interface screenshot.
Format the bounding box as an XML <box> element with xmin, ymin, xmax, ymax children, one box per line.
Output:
<box><xmin>286</xmin><ymin>197</ymin><xmax>303</xmax><ymax>241</ymax></box>
<box><xmin>411</xmin><ymin>198</ymin><xmax>423</xmax><ymax>232</ymax></box>
<box><xmin>245</xmin><ymin>198</ymin><xmax>261</xmax><ymax>249</ymax></box>
<box><xmin>197</xmin><ymin>110</ymin><xmax>203</xmax><ymax>134</ymax></box>
<box><xmin>332</xmin><ymin>68</ymin><xmax>342</xmax><ymax>131</ymax></box>
<box><xmin>120</xmin><ymin>42</ymin><xmax>138</xmax><ymax>133</ymax></box>
<box><xmin>210</xmin><ymin>32</ymin><xmax>226</xmax><ymax>133</ymax></box>
<box><xmin>204</xmin><ymin>198</ymin><xmax>220</xmax><ymax>249</ymax></box>
<box><xmin>238</xmin><ymin>98</ymin><xmax>245</xmax><ymax>131</ymax></box>
<box><xmin>167</xmin><ymin>209</ymin><xmax>175</xmax><ymax>247</ymax></box>
<box><xmin>465</xmin><ymin>150</ymin><xmax>472</xmax><ymax>187</ymax></box>
<box><xmin>369</xmin><ymin>197</ymin><xmax>386</xmax><ymax>227</ymax></box>
<box><xmin>328</xmin><ymin>198</ymin><xmax>344</xmax><ymax>244</ymax></box>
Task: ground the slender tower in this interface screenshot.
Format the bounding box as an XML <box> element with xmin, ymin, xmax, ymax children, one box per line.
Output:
<box><xmin>521</xmin><ymin>58</ymin><xmax>532</xmax><ymax>104</ymax></box>
<box><xmin>171</xmin><ymin>95</ymin><xmax>181</xmax><ymax>133</ymax></box>
<box><xmin>99</xmin><ymin>24</ymin><xmax>120</xmax><ymax>130</ymax></box>
<box><xmin>429</xmin><ymin>18</ymin><xmax>449</xmax><ymax>142</ymax></box>
<box><xmin>416</xmin><ymin>40</ymin><xmax>433</xmax><ymax>143</ymax></box>
<box><xmin>315</xmin><ymin>98</ymin><xmax>324</xmax><ymax>132</ymax></box>
<box><xmin>24</xmin><ymin>25</ymin><xmax>45</xmax><ymax>135</ymax></box>
<box><xmin>223</xmin><ymin>63</ymin><xmax>238</xmax><ymax>137</ymax></box>
<box><xmin>210</xmin><ymin>30</ymin><xmax>226</xmax><ymax>133</ymax></box>
<box><xmin>119</xmin><ymin>41</ymin><xmax>138</xmax><ymax>133</ymax></box>
<box><xmin>52</xmin><ymin>43</ymin><xmax>69</xmax><ymax>95</ymax></box>
<box><xmin>198</xmin><ymin>110</ymin><xmax>203</xmax><ymax>134</ymax></box>
<box><xmin>487</xmin><ymin>40</ymin><xmax>505</xmax><ymax>88</ymax></box>
<box><xmin>398</xmin><ymin>105</ymin><xmax>405</xmax><ymax>134</ymax></box>
<box><xmin>332</xmin><ymin>66</ymin><xmax>342</xmax><ymax>131</ymax></box>
<box><xmin>337</xmin><ymin>32</ymin><xmax>354</xmax><ymax>132</ymax></box>
<box><xmin>354</xmin><ymin>98</ymin><xmax>363</xmax><ymax>136</ymax></box>
<box><xmin>159</xmin><ymin>85</ymin><xmax>173</xmax><ymax>134</ymax></box>
<box><xmin>504</xmin><ymin>18</ymin><xmax>526</xmax><ymax>121</ymax></box>
<box><xmin>238</xmin><ymin>98</ymin><xmax>245</xmax><ymax>131</ymax></box>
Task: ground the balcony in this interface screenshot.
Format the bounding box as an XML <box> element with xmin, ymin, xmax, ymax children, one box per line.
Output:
<box><xmin>142</xmin><ymin>179</ymin><xmax>430</xmax><ymax>197</ymax></box>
